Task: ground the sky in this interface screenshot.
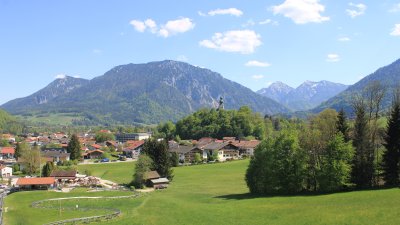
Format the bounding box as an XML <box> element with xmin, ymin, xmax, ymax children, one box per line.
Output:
<box><xmin>1</xmin><ymin>0</ymin><xmax>400</xmax><ymax>105</ymax></box>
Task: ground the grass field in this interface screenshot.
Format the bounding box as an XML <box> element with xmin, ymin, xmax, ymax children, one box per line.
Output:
<box><xmin>6</xmin><ymin>160</ymin><xmax>400</xmax><ymax>224</ymax></box>
<box><xmin>77</xmin><ymin>161</ymin><xmax>136</xmax><ymax>185</ymax></box>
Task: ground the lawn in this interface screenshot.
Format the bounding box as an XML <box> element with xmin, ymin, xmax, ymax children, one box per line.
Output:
<box><xmin>77</xmin><ymin>161</ymin><xmax>136</xmax><ymax>185</ymax></box>
<box><xmin>6</xmin><ymin>160</ymin><xmax>400</xmax><ymax>224</ymax></box>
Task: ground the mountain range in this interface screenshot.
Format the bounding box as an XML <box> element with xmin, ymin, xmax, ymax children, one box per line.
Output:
<box><xmin>1</xmin><ymin>60</ymin><xmax>289</xmax><ymax>124</ymax></box>
<box><xmin>257</xmin><ymin>81</ymin><xmax>349</xmax><ymax>111</ymax></box>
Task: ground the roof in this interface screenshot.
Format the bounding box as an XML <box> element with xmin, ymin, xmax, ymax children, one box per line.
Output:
<box><xmin>201</xmin><ymin>141</ymin><xmax>229</xmax><ymax>150</ymax></box>
<box><xmin>87</xmin><ymin>149</ymin><xmax>104</xmax><ymax>154</ymax></box>
<box><xmin>0</xmin><ymin>147</ymin><xmax>15</xmax><ymax>154</ymax></box>
<box><xmin>91</xmin><ymin>144</ymin><xmax>102</xmax><ymax>149</ymax></box>
<box><xmin>151</xmin><ymin>178</ymin><xmax>170</xmax><ymax>184</ymax></box>
<box><xmin>168</xmin><ymin>145</ymin><xmax>193</xmax><ymax>154</ymax></box>
<box><xmin>16</xmin><ymin>177</ymin><xmax>55</xmax><ymax>185</ymax></box>
<box><xmin>125</xmin><ymin>140</ymin><xmax>145</xmax><ymax>150</ymax></box>
<box><xmin>231</xmin><ymin>140</ymin><xmax>261</xmax><ymax>149</ymax></box>
<box><xmin>145</xmin><ymin>171</ymin><xmax>160</xmax><ymax>180</ymax></box>
<box><xmin>50</xmin><ymin>170</ymin><xmax>77</xmax><ymax>178</ymax></box>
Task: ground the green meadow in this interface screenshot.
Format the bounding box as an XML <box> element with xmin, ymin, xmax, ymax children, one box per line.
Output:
<box><xmin>5</xmin><ymin>160</ymin><xmax>400</xmax><ymax>224</ymax></box>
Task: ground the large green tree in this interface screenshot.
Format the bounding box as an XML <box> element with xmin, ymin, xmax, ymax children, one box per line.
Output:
<box><xmin>351</xmin><ymin>97</ymin><xmax>374</xmax><ymax>188</ymax></box>
<box><xmin>336</xmin><ymin>108</ymin><xmax>350</xmax><ymax>142</ymax></box>
<box><xmin>382</xmin><ymin>90</ymin><xmax>400</xmax><ymax>186</ymax></box>
<box><xmin>246</xmin><ymin>130</ymin><xmax>307</xmax><ymax>194</ymax></box>
<box><xmin>21</xmin><ymin>145</ymin><xmax>41</xmax><ymax>175</ymax></box>
<box><xmin>317</xmin><ymin>134</ymin><xmax>354</xmax><ymax>192</ymax></box>
<box><xmin>42</xmin><ymin>161</ymin><xmax>56</xmax><ymax>177</ymax></box>
<box><xmin>67</xmin><ymin>134</ymin><xmax>82</xmax><ymax>160</ymax></box>
<box><xmin>132</xmin><ymin>154</ymin><xmax>154</xmax><ymax>189</ymax></box>
<box><xmin>142</xmin><ymin>139</ymin><xmax>173</xmax><ymax>180</ymax></box>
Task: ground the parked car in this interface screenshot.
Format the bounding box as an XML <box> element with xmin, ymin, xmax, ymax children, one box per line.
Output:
<box><xmin>100</xmin><ymin>158</ymin><xmax>109</xmax><ymax>163</ymax></box>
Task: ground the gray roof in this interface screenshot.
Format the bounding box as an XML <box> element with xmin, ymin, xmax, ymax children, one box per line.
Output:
<box><xmin>201</xmin><ymin>142</ymin><xmax>228</xmax><ymax>150</ymax></box>
<box><xmin>151</xmin><ymin>178</ymin><xmax>170</xmax><ymax>184</ymax></box>
<box><xmin>168</xmin><ymin>145</ymin><xmax>193</xmax><ymax>154</ymax></box>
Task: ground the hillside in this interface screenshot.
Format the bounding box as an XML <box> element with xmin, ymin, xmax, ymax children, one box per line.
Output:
<box><xmin>313</xmin><ymin>58</ymin><xmax>400</xmax><ymax>114</ymax></box>
<box><xmin>257</xmin><ymin>80</ymin><xmax>348</xmax><ymax>111</ymax></box>
<box><xmin>1</xmin><ymin>60</ymin><xmax>289</xmax><ymax>124</ymax></box>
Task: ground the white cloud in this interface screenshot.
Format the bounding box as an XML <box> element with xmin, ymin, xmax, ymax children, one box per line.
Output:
<box><xmin>177</xmin><ymin>55</ymin><xmax>188</xmax><ymax>62</ymax></box>
<box><xmin>199</xmin><ymin>30</ymin><xmax>262</xmax><ymax>54</ymax></box>
<box><xmin>242</xmin><ymin>19</ymin><xmax>256</xmax><ymax>27</ymax></box>
<box><xmin>338</xmin><ymin>37</ymin><xmax>351</xmax><ymax>41</ymax></box>
<box><xmin>271</xmin><ymin>0</ymin><xmax>330</xmax><ymax>24</ymax></box>
<box><xmin>130</xmin><ymin>18</ymin><xmax>194</xmax><ymax>37</ymax></box>
<box><xmin>245</xmin><ymin>60</ymin><xmax>271</xmax><ymax>67</ymax></box>
<box><xmin>390</xmin><ymin>24</ymin><xmax>400</xmax><ymax>36</ymax></box>
<box><xmin>252</xmin><ymin>75</ymin><xmax>264</xmax><ymax>80</ymax></box>
<box><xmin>55</xmin><ymin>74</ymin><xmax>66</xmax><ymax>79</ymax></box>
<box><xmin>389</xmin><ymin>3</ymin><xmax>400</xmax><ymax>13</ymax></box>
<box><xmin>144</xmin><ymin>19</ymin><xmax>157</xmax><ymax>33</ymax></box>
<box><xmin>346</xmin><ymin>3</ymin><xmax>367</xmax><ymax>18</ymax></box>
<box><xmin>326</xmin><ymin>54</ymin><xmax>340</xmax><ymax>62</ymax></box>
<box><xmin>259</xmin><ymin>19</ymin><xmax>279</xmax><ymax>26</ymax></box>
<box><xmin>159</xmin><ymin>18</ymin><xmax>195</xmax><ymax>37</ymax></box>
<box><xmin>207</xmin><ymin>8</ymin><xmax>243</xmax><ymax>17</ymax></box>
<box><xmin>129</xmin><ymin>20</ymin><xmax>146</xmax><ymax>32</ymax></box>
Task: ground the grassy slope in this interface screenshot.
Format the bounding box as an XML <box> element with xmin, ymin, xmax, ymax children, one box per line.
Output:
<box><xmin>6</xmin><ymin>160</ymin><xmax>400</xmax><ymax>224</ymax></box>
<box><xmin>77</xmin><ymin>161</ymin><xmax>136</xmax><ymax>185</ymax></box>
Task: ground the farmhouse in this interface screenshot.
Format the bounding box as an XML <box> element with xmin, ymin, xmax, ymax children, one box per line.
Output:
<box><xmin>16</xmin><ymin>177</ymin><xmax>56</xmax><ymax>190</ymax></box>
<box><xmin>0</xmin><ymin>147</ymin><xmax>15</xmax><ymax>159</ymax></box>
<box><xmin>83</xmin><ymin>150</ymin><xmax>104</xmax><ymax>159</ymax></box>
<box><xmin>0</xmin><ymin>165</ymin><xmax>12</xmax><ymax>178</ymax></box>
<box><xmin>41</xmin><ymin>150</ymin><xmax>70</xmax><ymax>163</ymax></box>
<box><xmin>123</xmin><ymin>140</ymin><xmax>145</xmax><ymax>158</ymax></box>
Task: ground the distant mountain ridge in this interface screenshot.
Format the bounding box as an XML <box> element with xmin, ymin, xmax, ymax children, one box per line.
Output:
<box><xmin>313</xmin><ymin>58</ymin><xmax>400</xmax><ymax>114</ymax></box>
<box><xmin>257</xmin><ymin>80</ymin><xmax>349</xmax><ymax>111</ymax></box>
<box><xmin>1</xmin><ymin>60</ymin><xmax>289</xmax><ymax>124</ymax></box>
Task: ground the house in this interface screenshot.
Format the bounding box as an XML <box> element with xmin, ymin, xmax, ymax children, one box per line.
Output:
<box><xmin>123</xmin><ymin>140</ymin><xmax>145</xmax><ymax>158</ymax></box>
<box><xmin>83</xmin><ymin>150</ymin><xmax>104</xmax><ymax>159</ymax></box>
<box><xmin>184</xmin><ymin>147</ymin><xmax>206</xmax><ymax>162</ymax></box>
<box><xmin>50</xmin><ymin>170</ymin><xmax>77</xmax><ymax>182</ymax></box>
<box><xmin>0</xmin><ymin>147</ymin><xmax>15</xmax><ymax>159</ymax></box>
<box><xmin>16</xmin><ymin>177</ymin><xmax>56</xmax><ymax>190</ymax></box>
<box><xmin>231</xmin><ymin>140</ymin><xmax>261</xmax><ymax>156</ymax></box>
<box><xmin>0</xmin><ymin>165</ymin><xmax>12</xmax><ymax>178</ymax></box>
<box><xmin>168</xmin><ymin>144</ymin><xmax>193</xmax><ymax>162</ymax></box>
<box><xmin>201</xmin><ymin>141</ymin><xmax>240</xmax><ymax>161</ymax></box>
<box><xmin>41</xmin><ymin>150</ymin><xmax>70</xmax><ymax>163</ymax></box>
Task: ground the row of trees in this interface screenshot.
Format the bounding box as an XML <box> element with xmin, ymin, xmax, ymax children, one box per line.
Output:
<box><xmin>247</xmin><ymin>82</ymin><xmax>400</xmax><ymax>194</ymax></box>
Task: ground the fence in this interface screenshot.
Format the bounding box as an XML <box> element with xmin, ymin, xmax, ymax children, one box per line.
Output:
<box><xmin>31</xmin><ymin>194</ymin><xmax>139</xmax><ymax>225</ymax></box>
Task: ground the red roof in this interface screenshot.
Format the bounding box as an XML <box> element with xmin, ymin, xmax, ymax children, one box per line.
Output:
<box><xmin>91</xmin><ymin>144</ymin><xmax>102</xmax><ymax>149</ymax></box>
<box><xmin>1</xmin><ymin>147</ymin><xmax>15</xmax><ymax>154</ymax></box>
<box><xmin>126</xmin><ymin>140</ymin><xmax>145</xmax><ymax>149</ymax></box>
<box><xmin>17</xmin><ymin>177</ymin><xmax>55</xmax><ymax>185</ymax></box>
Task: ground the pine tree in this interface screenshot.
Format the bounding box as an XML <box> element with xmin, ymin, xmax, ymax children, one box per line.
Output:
<box><xmin>142</xmin><ymin>139</ymin><xmax>173</xmax><ymax>180</ymax></box>
<box><xmin>382</xmin><ymin>90</ymin><xmax>400</xmax><ymax>186</ymax></box>
<box><xmin>351</xmin><ymin>99</ymin><xmax>374</xmax><ymax>188</ymax></box>
<box><xmin>336</xmin><ymin>108</ymin><xmax>350</xmax><ymax>142</ymax></box>
<box><xmin>67</xmin><ymin>134</ymin><xmax>82</xmax><ymax>160</ymax></box>
<box><xmin>42</xmin><ymin>161</ymin><xmax>56</xmax><ymax>177</ymax></box>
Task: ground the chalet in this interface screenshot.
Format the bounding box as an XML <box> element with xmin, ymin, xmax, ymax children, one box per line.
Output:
<box><xmin>0</xmin><ymin>147</ymin><xmax>15</xmax><ymax>159</ymax></box>
<box><xmin>202</xmin><ymin>141</ymin><xmax>239</xmax><ymax>161</ymax></box>
<box><xmin>83</xmin><ymin>149</ymin><xmax>104</xmax><ymax>159</ymax></box>
<box><xmin>231</xmin><ymin>140</ymin><xmax>261</xmax><ymax>156</ymax></box>
<box><xmin>184</xmin><ymin>147</ymin><xmax>206</xmax><ymax>162</ymax></box>
<box><xmin>168</xmin><ymin>144</ymin><xmax>193</xmax><ymax>162</ymax></box>
<box><xmin>41</xmin><ymin>150</ymin><xmax>70</xmax><ymax>163</ymax></box>
<box><xmin>16</xmin><ymin>177</ymin><xmax>56</xmax><ymax>190</ymax></box>
<box><xmin>123</xmin><ymin>140</ymin><xmax>145</xmax><ymax>158</ymax></box>
<box><xmin>0</xmin><ymin>165</ymin><xmax>12</xmax><ymax>178</ymax></box>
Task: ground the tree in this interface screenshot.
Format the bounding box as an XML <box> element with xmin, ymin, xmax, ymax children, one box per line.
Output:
<box><xmin>194</xmin><ymin>153</ymin><xmax>202</xmax><ymax>163</ymax></box>
<box><xmin>351</xmin><ymin>96</ymin><xmax>374</xmax><ymax>188</ymax></box>
<box><xmin>158</xmin><ymin>121</ymin><xmax>176</xmax><ymax>140</ymax></box>
<box><xmin>336</xmin><ymin>108</ymin><xmax>350</xmax><ymax>142</ymax></box>
<box><xmin>15</xmin><ymin>141</ymin><xmax>29</xmax><ymax>160</ymax></box>
<box><xmin>21</xmin><ymin>145</ymin><xmax>41</xmax><ymax>175</ymax></box>
<box><xmin>67</xmin><ymin>134</ymin><xmax>82</xmax><ymax>160</ymax></box>
<box><xmin>95</xmin><ymin>132</ymin><xmax>115</xmax><ymax>143</ymax></box>
<box><xmin>382</xmin><ymin>89</ymin><xmax>400</xmax><ymax>186</ymax></box>
<box><xmin>317</xmin><ymin>134</ymin><xmax>354</xmax><ymax>192</ymax></box>
<box><xmin>42</xmin><ymin>161</ymin><xmax>56</xmax><ymax>177</ymax></box>
<box><xmin>132</xmin><ymin>154</ymin><xmax>154</xmax><ymax>189</ymax></box>
<box><xmin>246</xmin><ymin>130</ymin><xmax>308</xmax><ymax>194</ymax></box>
<box><xmin>142</xmin><ymin>139</ymin><xmax>173</xmax><ymax>180</ymax></box>
<box><xmin>170</xmin><ymin>152</ymin><xmax>179</xmax><ymax>167</ymax></box>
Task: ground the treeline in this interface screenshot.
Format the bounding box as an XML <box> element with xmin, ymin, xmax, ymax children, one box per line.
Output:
<box><xmin>157</xmin><ymin>106</ymin><xmax>267</xmax><ymax>141</ymax></box>
<box><xmin>246</xmin><ymin>81</ymin><xmax>400</xmax><ymax>194</ymax></box>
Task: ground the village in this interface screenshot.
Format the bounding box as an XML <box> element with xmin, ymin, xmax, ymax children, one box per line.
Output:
<box><xmin>0</xmin><ymin>131</ymin><xmax>260</xmax><ymax>192</ymax></box>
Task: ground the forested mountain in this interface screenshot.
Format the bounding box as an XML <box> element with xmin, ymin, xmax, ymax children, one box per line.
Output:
<box><xmin>0</xmin><ymin>109</ymin><xmax>22</xmax><ymax>134</ymax></box>
<box><xmin>257</xmin><ymin>81</ymin><xmax>348</xmax><ymax>111</ymax></box>
<box><xmin>2</xmin><ymin>76</ymin><xmax>89</xmax><ymax>110</ymax></box>
<box><xmin>313</xmin><ymin>58</ymin><xmax>400</xmax><ymax>114</ymax></box>
<box><xmin>1</xmin><ymin>60</ymin><xmax>289</xmax><ymax>124</ymax></box>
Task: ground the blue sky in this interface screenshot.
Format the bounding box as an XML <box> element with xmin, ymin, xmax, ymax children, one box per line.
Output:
<box><xmin>1</xmin><ymin>0</ymin><xmax>400</xmax><ymax>105</ymax></box>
